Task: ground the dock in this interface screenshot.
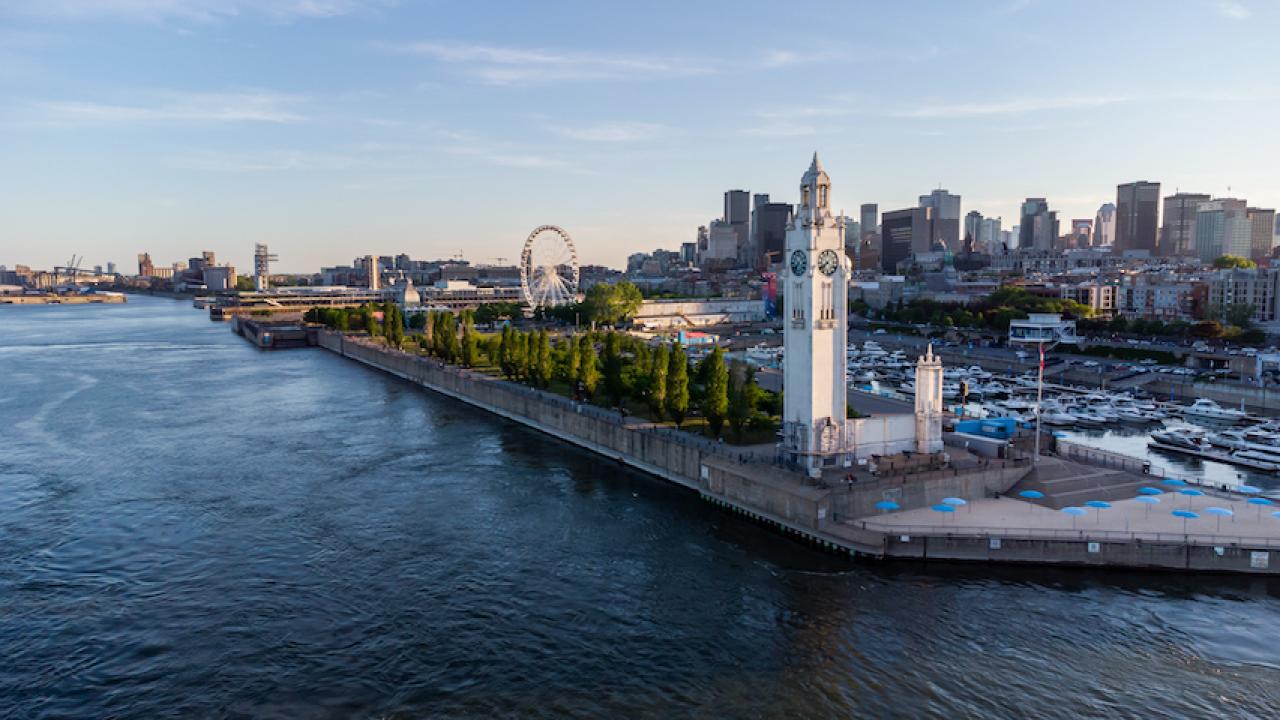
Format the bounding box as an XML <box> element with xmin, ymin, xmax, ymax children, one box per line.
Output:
<box><xmin>285</xmin><ymin>328</ymin><xmax>1280</xmax><ymax>576</ymax></box>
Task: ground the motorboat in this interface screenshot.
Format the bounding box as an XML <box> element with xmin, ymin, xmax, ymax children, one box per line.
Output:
<box><xmin>1151</xmin><ymin>427</ymin><xmax>1207</xmax><ymax>450</ymax></box>
<box><xmin>1182</xmin><ymin>398</ymin><xmax>1247</xmax><ymax>424</ymax></box>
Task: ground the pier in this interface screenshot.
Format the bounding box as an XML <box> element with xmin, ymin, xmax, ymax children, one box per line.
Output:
<box><xmin>305</xmin><ymin>329</ymin><xmax>1280</xmax><ymax>576</ymax></box>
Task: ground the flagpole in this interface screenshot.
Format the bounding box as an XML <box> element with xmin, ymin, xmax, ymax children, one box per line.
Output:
<box><xmin>1034</xmin><ymin>339</ymin><xmax>1044</xmax><ymax>464</ymax></box>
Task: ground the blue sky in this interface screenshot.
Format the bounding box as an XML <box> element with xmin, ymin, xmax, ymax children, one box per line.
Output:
<box><xmin>2</xmin><ymin>0</ymin><xmax>1277</xmax><ymax>272</ymax></box>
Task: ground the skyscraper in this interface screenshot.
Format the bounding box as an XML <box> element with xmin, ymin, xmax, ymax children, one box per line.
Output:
<box><xmin>964</xmin><ymin>210</ymin><xmax>983</xmax><ymax>252</ymax></box>
<box><xmin>918</xmin><ymin>188</ymin><xmax>961</xmax><ymax>251</ymax></box>
<box><xmin>1160</xmin><ymin>192</ymin><xmax>1211</xmax><ymax>257</ymax></box>
<box><xmin>881</xmin><ymin>208</ymin><xmax>916</xmax><ymax>273</ymax></box>
<box><xmin>980</xmin><ymin>216</ymin><xmax>1003</xmax><ymax>254</ymax></box>
<box><xmin>1248</xmin><ymin>207</ymin><xmax>1277</xmax><ymax>261</ymax></box>
<box><xmin>1067</xmin><ymin>219</ymin><xmax>1093</xmax><ymax>248</ymax></box>
<box><xmin>750</xmin><ymin>193</ymin><xmax>793</xmax><ymax>267</ymax></box>
<box><xmin>860</xmin><ymin>203</ymin><xmax>878</xmax><ymax>239</ymax></box>
<box><xmin>1115</xmin><ymin>181</ymin><xmax>1160</xmax><ymax>255</ymax></box>
<box><xmin>1094</xmin><ymin>203</ymin><xmax>1116</xmax><ymax>247</ymax></box>
<box><xmin>724</xmin><ymin>189</ymin><xmax>751</xmax><ymax>266</ymax></box>
<box><xmin>1019</xmin><ymin>198</ymin><xmax>1058</xmax><ymax>251</ymax></box>
<box><xmin>1195</xmin><ymin>198</ymin><xmax>1249</xmax><ymax>262</ymax></box>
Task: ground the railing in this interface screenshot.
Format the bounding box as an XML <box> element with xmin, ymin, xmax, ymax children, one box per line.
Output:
<box><xmin>857</xmin><ymin>519</ymin><xmax>1280</xmax><ymax>549</ymax></box>
<box><xmin>1056</xmin><ymin>439</ymin><xmax>1154</xmax><ymax>476</ymax></box>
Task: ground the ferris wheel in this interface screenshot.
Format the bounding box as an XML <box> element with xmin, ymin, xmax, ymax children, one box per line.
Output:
<box><xmin>520</xmin><ymin>225</ymin><xmax>579</xmax><ymax>308</ymax></box>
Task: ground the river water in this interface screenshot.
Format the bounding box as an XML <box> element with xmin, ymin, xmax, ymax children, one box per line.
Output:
<box><xmin>2</xmin><ymin>297</ymin><xmax>1279</xmax><ymax>719</ymax></box>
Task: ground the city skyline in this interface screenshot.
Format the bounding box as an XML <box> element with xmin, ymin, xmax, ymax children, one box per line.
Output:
<box><xmin>3</xmin><ymin>0</ymin><xmax>1279</xmax><ymax>272</ymax></box>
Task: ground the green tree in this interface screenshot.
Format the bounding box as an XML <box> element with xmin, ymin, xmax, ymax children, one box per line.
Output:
<box><xmin>727</xmin><ymin>361</ymin><xmax>761</xmax><ymax>441</ymax></box>
<box><xmin>649</xmin><ymin>343</ymin><xmax>669</xmax><ymax>420</ymax></box>
<box><xmin>577</xmin><ymin>335</ymin><xmax>599</xmax><ymax>398</ymax></box>
<box><xmin>602</xmin><ymin>331</ymin><xmax>626</xmax><ymax>405</ymax></box>
<box><xmin>499</xmin><ymin>325</ymin><xmax>515</xmax><ymax>377</ymax></box>
<box><xmin>359</xmin><ymin>304</ymin><xmax>375</xmax><ymax>335</ymax></box>
<box><xmin>533</xmin><ymin>330</ymin><xmax>553</xmax><ymax>387</ymax></box>
<box><xmin>582</xmin><ymin>280</ymin><xmax>644</xmax><ymax>326</ymax></box>
<box><xmin>485</xmin><ymin>335</ymin><xmax>502</xmax><ymax>366</ymax></box>
<box><xmin>666</xmin><ymin>343</ymin><xmax>689</xmax><ymax>427</ymax></box>
<box><xmin>702</xmin><ymin>347</ymin><xmax>729</xmax><ymax>437</ymax></box>
<box><xmin>460</xmin><ymin>313</ymin><xmax>476</xmax><ymax>367</ymax></box>
<box><xmin>1214</xmin><ymin>255</ymin><xmax>1256</xmax><ymax>269</ymax></box>
<box><xmin>564</xmin><ymin>335</ymin><xmax>580</xmax><ymax>383</ymax></box>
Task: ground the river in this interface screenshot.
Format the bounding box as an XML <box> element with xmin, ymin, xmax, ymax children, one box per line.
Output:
<box><xmin>2</xmin><ymin>297</ymin><xmax>1279</xmax><ymax>719</ymax></box>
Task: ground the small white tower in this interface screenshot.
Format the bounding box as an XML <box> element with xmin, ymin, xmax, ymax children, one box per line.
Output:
<box><xmin>782</xmin><ymin>153</ymin><xmax>853</xmax><ymax>472</ymax></box>
<box><xmin>914</xmin><ymin>343</ymin><xmax>944</xmax><ymax>454</ymax></box>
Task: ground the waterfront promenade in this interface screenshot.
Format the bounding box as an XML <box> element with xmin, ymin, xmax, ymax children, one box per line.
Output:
<box><xmin>315</xmin><ymin>331</ymin><xmax>1280</xmax><ymax>575</ymax></box>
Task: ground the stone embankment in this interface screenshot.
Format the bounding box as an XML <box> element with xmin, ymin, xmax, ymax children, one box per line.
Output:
<box><xmin>314</xmin><ymin>331</ymin><xmax>1278</xmax><ymax>575</ymax></box>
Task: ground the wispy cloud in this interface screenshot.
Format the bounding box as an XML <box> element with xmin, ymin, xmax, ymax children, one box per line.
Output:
<box><xmin>169</xmin><ymin>147</ymin><xmax>358</xmax><ymax>172</ymax></box>
<box><xmin>741</xmin><ymin>123</ymin><xmax>820</xmax><ymax>138</ymax></box>
<box><xmin>548</xmin><ymin>122</ymin><xmax>670</xmax><ymax>142</ymax></box>
<box><xmin>433</xmin><ymin>129</ymin><xmax>591</xmax><ymax>174</ymax></box>
<box><xmin>392</xmin><ymin>41</ymin><xmax>712</xmax><ymax>85</ymax></box>
<box><xmin>1</xmin><ymin>0</ymin><xmax>385</xmax><ymax>23</ymax></box>
<box><xmin>25</xmin><ymin>90</ymin><xmax>307</xmax><ymax>126</ymax></box>
<box><xmin>1215</xmin><ymin>0</ymin><xmax>1251</xmax><ymax>19</ymax></box>
<box><xmin>889</xmin><ymin>95</ymin><xmax>1132</xmax><ymax>118</ymax></box>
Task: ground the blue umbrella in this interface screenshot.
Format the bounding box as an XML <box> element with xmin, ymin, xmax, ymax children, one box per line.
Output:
<box><xmin>1162</xmin><ymin>478</ymin><xmax>1187</xmax><ymax>487</ymax></box>
<box><xmin>942</xmin><ymin>497</ymin><xmax>967</xmax><ymax>507</ymax></box>
<box><xmin>875</xmin><ymin>500</ymin><xmax>901</xmax><ymax>513</ymax></box>
<box><xmin>1179</xmin><ymin>488</ymin><xmax>1205</xmax><ymax>507</ymax></box>
<box><xmin>1205</xmin><ymin>506</ymin><xmax>1234</xmax><ymax>530</ymax></box>
<box><xmin>1248</xmin><ymin>496</ymin><xmax>1274</xmax><ymax>519</ymax></box>
<box><xmin>931</xmin><ymin>503</ymin><xmax>956</xmax><ymax>522</ymax></box>
<box><xmin>1172</xmin><ymin>509</ymin><xmax>1199</xmax><ymax>532</ymax></box>
<box><xmin>1061</xmin><ymin>506</ymin><xmax>1087</xmax><ymax>529</ymax></box>
<box><xmin>1138</xmin><ymin>487</ymin><xmax>1163</xmax><ymax>496</ymax></box>
<box><xmin>1136</xmin><ymin>495</ymin><xmax>1160</xmax><ymax>517</ymax></box>
<box><xmin>1018</xmin><ymin>490</ymin><xmax>1044</xmax><ymax>513</ymax></box>
<box><xmin>1238</xmin><ymin>485</ymin><xmax>1263</xmax><ymax>494</ymax></box>
<box><xmin>1085</xmin><ymin>500</ymin><xmax>1111</xmax><ymax>523</ymax></box>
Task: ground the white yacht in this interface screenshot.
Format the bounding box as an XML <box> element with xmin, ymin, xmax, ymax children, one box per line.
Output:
<box><xmin>1183</xmin><ymin>398</ymin><xmax>1247</xmax><ymax>423</ymax></box>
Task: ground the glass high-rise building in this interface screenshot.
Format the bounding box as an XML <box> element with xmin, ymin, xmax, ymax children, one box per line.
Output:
<box><xmin>859</xmin><ymin>203</ymin><xmax>878</xmax><ymax>239</ymax></box>
<box><xmin>1019</xmin><ymin>198</ymin><xmax>1058</xmax><ymax>251</ymax></box>
<box><xmin>1094</xmin><ymin>203</ymin><xmax>1116</xmax><ymax>247</ymax></box>
<box><xmin>1115</xmin><ymin>181</ymin><xmax>1160</xmax><ymax>254</ymax></box>
<box><xmin>918</xmin><ymin>189</ymin><xmax>961</xmax><ymax>251</ymax></box>
<box><xmin>1160</xmin><ymin>192</ymin><xmax>1210</xmax><ymax>257</ymax></box>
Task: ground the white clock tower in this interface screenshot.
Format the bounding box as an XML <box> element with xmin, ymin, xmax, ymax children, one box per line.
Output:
<box><xmin>782</xmin><ymin>153</ymin><xmax>853</xmax><ymax>472</ymax></box>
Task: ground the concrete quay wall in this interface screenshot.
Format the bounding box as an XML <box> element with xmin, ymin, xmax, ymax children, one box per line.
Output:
<box><xmin>884</xmin><ymin>534</ymin><xmax>1277</xmax><ymax>574</ymax></box>
<box><xmin>316</xmin><ymin>332</ymin><xmax>886</xmax><ymax>554</ymax></box>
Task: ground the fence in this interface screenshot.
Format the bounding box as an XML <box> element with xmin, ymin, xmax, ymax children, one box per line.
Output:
<box><xmin>857</xmin><ymin>519</ymin><xmax>1280</xmax><ymax>549</ymax></box>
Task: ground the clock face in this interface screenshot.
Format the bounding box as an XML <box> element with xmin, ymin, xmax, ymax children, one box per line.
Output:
<box><xmin>790</xmin><ymin>250</ymin><xmax>808</xmax><ymax>276</ymax></box>
<box><xmin>817</xmin><ymin>249</ymin><xmax>840</xmax><ymax>276</ymax></box>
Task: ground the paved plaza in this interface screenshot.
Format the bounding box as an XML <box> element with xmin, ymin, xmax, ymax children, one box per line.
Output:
<box><xmin>861</xmin><ymin>493</ymin><xmax>1280</xmax><ymax>545</ymax></box>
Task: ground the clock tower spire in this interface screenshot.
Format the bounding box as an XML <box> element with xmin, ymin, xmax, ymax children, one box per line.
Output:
<box><xmin>782</xmin><ymin>153</ymin><xmax>852</xmax><ymax>473</ymax></box>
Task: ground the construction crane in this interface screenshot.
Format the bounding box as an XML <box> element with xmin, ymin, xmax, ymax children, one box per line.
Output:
<box><xmin>53</xmin><ymin>255</ymin><xmax>83</xmax><ymax>286</ymax></box>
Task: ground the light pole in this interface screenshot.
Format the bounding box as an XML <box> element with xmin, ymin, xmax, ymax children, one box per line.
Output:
<box><xmin>1033</xmin><ymin>338</ymin><xmax>1059</xmax><ymax>464</ymax></box>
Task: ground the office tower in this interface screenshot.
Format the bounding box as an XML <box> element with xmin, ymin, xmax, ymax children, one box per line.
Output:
<box><xmin>979</xmin><ymin>216</ymin><xmax>1002</xmax><ymax>254</ymax></box>
<box><xmin>1094</xmin><ymin>203</ymin><xmax>1116</xmax><ymax>247</ymax></box>
<box><xmin>724</xmin><ymin>189</ymin><xmax>750</xmax><ymax>266</ymax></box>
<box><xmin>1195</xmin><ymin>199</ymin><xmax>1250</xmax><ymax>262</ymax></box>
<box><xmin>680</xmin><ymin>242</ymin><xmax>696</xmax><ymax>264</ymax></box>
<box><xmin>881</xmin><ymin>208</ymin><xmax>916</xmax><ymax>273</ymax></box>
<box><xmin>918</xmin><ymin>188</ymin><xmax>961</xmax><ymax>251</ymax></box>
<box><xmin>1067</xmin><ymin>219</ymin><xmax>1093</xmax><ymax>248</ymax></box>
<box><xmin>137</xmin><ymin>252</ymin><xmax>154</xmax><ymax>277</ymax></box>
<box><xmin>364</xmin><ymin>254</ymin><xmax>381</xmax><ymax>290</ymax></box>
<box><xmin>1161</xmin><ymin>193</ymin><xmax>1211</xmax><ymax>257</ymax></box>
<box><xmin>106</xmin><ymin>261</ymin><xmax>116</xmax><ymax>275</ymax></box>
<box><xmin>860</xmin><ymin>203</ymin><xmax>878</xmax><ymax>239</ymax></box>
<box><xmin>1115</xmin><ymin>181</ymin><xmax>1160</xmax><ymax>254</ymax></box>
<box><xmin>998</xmin><ymin>228</ymin><xmax>1013</xmax><ymax>252</ymax></box>
<box><xmin>964</xmin><ymin>211</ymin><xmax>983</xmax><ymax>250</ymax></box>
<box><xmin>1249</xmin><ymin>207</ymin><xmax>1277</xmax><ymax>261</ymax></box>
<box><xmin>750</xmin><ymin>193</ymin><xmax>793</xmax><ymax>267</ymax></box>
<box><xmin>1019</xmin><ymin>198</ymin><xmax>1058</xmax><ymax>251</ymax></box>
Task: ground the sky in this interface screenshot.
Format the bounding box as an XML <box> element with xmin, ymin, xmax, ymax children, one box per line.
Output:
<box><xmin>2</xmin><ymin>0</ymin><xmax>1278</xmax><ymax>273</ymax></box>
